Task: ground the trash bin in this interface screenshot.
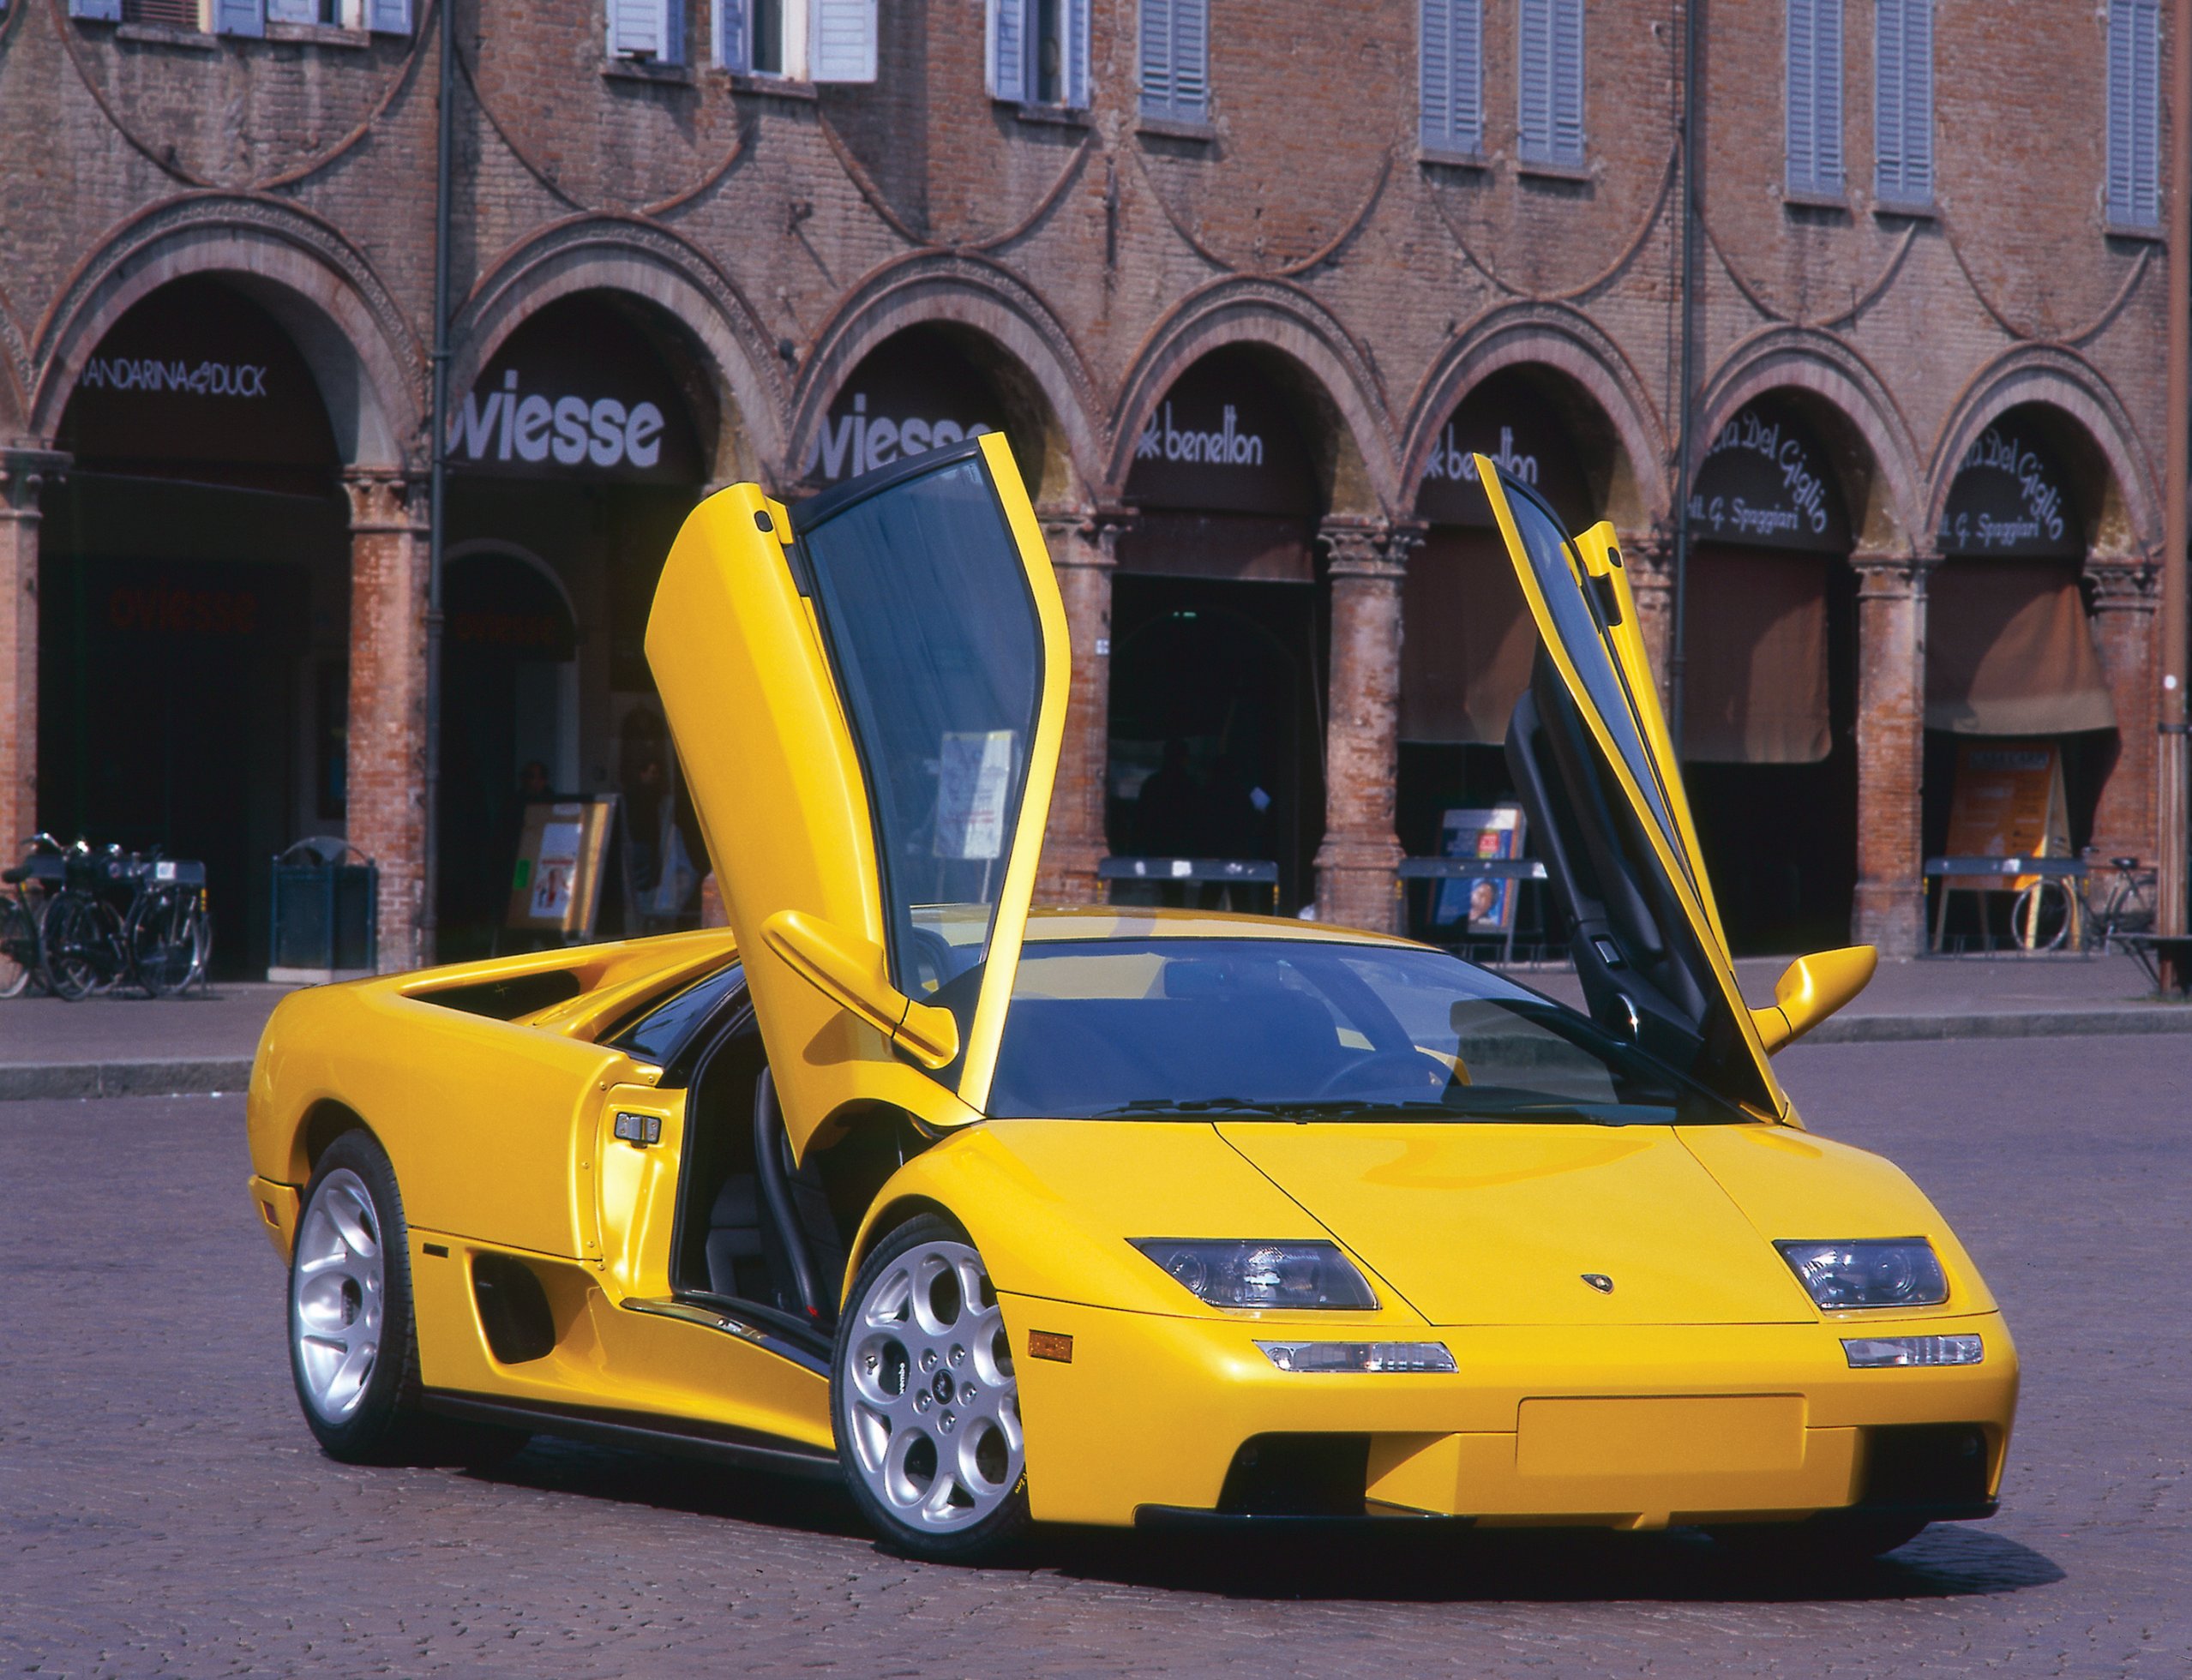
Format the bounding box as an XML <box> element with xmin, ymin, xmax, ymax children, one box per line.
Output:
<box><xmin>269</xmin><ymin>838</ymin><xmax>376</xmax><ymax>982</ymax></box>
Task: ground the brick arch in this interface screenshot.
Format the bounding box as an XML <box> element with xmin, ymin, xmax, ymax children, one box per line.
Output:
<box><xmin>1403</xmin><ymin>304</ymin><xmax>1669</xmax><ymax>531</ymax></box>
<box><xmin>1696</xmin><ymin>329</ymin><xmax>1926</xmax><ymax>555</ymax></box>
<box><xmin>459</xmin><ymin>218</ymin><xmax>785</xmax><ymax>485</ymax></box>
<box><xmin>28</xmin><ymin>196</ymin><xmax>417</xmax><ymax>471</ymax></box>
<box><xmin>1109</xmin><ymin>279</ymin><xmax>1399</xmax><ymax>518</ymax></box>
<box><xmin>792</xmin><ymin>255</ymin><xmax>1104</xmax><ymax>509</ymax></box>
<box><xmin>1928</xmin><ymin>348</ymin><xmax>2159</xmax><ymax>556</ymax></box>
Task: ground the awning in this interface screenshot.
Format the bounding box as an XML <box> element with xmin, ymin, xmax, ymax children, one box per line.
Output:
<box><xmin>1399</xmin><ymin>526</ymin><xmax>1535</xmax><ymax>745</ymax></box>
<box><xmin>1925</xmin><ymin>559</ymin><xmax>2115</xmax><ymax>735</ymax></box>
<box><xmin>1681</xmin><ymin>546</ymin><xmax>1832</xmax><ymax>764</ymax></box>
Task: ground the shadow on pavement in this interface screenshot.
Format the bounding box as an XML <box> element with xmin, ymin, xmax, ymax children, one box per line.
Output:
<box><xmin>465</xmin><ymin>1438</ymin><xmax>869</xmax><ymax>1541</ymax></box>
<box><xmin>1028</xmin><ymin>1520</ymin><xmax>2064</xmax><ymax>1605</ymax></box>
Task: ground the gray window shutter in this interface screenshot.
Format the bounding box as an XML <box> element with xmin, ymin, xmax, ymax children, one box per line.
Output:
<box><xmin>1171</xmin><ymin>0</ymin><xmax>1207</xmax><ymax>118</ymax></box>
<box><xmin>1420</xmin><ymin>0</ymin><xmax>1484</xmax><ymax>155</ymax></box>
<box><xmin>1876</xmin><ymin>0</ymin><xmax>1931</xmax><ymax>202</ymax></box>
<box><xmin>215</xmin><ymin>0</ymin><xmax>266</xmax><ymax>36</ymax></box>
<box><xmin>1066</xmin><ymin>0</ymin><xmax>1091</xmax><ymax>108</ymax></box>
<box><xmin>1550</xmin><ymin>0</ymin><xmax>1583</xmax><ymax>164</ymax></box>
<box><xmin>1140</xmin><ymin>0</ymin><xmax>1172</xmax><ymax>115</ymax></box>
<box><xmin>809</xmin><ymin>0</ymin><xmax>875</xmax><ymax>81</ymax></box>
<box><xmin>1787</xmin><ymin>0</ymin><xmax>1842</xmax><ymax>195</ymax></box>
<box><xmin>988</xmin><ymin>0</ymin><xmax>1028</xmax><ymax>100</ymax></box>
<box><xmin>714</xmin><ymin>0</ymin><xmax>748</xmax><ymax>68</ymax></box>
<box><xmin>2109</xmin><ymin>0</ymin><xmax>2161</xmax><ymax>225</ymax></box>
<box><xmin>68</xmin><ymin>0</ymin><xmax>123</xmax><ymax>18</ymax></box>
<box><xmin>609</xmin><ymin>0</ymin><xmax>664</xmax><ymax>57</ymax></box>
<box><xmin>267</xmin><ymin>0</ymin><xmax>314</xmax><ymax>21</ymax></box>
<box><xmin>369</xmin><ymin>0</ymin><xmax>414</xmax><ymax>33</ymax></box>
<box><xmin>1518</xmin><ymin>0</ymin><xmax>1551</xmax><ymax>160</ymax></box>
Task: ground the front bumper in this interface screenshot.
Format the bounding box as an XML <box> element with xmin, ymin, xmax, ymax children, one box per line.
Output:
<box><xmin>1004</xmin><ymin>1293</ymin><xmax>2016</xmax><ymax>1528</ymax></box>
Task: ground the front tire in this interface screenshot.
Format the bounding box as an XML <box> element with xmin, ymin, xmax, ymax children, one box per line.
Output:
<box><xmin>832</xmin><ymin>1215</ymin><xmax>1031</xmax><ymax>1561</ymax></box>
<box><xmin>289</xmin><ymin>1131</ymin><xmax>429</xmax><ymax>1463</ymax></box>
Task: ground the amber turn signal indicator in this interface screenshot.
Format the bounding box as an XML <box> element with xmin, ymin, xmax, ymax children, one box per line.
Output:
<box><xmin>1028</xmin><ymin>1330</ymin><xmax>1073</xmax><ymax>1364</ymax></box>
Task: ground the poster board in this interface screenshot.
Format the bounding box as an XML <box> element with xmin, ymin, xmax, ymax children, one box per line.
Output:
<box><xmin>1432</xmin><ymin>805</ymin><xmax>1528</xmax><ymax>932</ymax></box>
<box><xmin>507</xmin><ymin>795</ymin><xmax>618</xmax><ymax>939</ymax></box>
<box><xmin>1941</xmin><ymin>742</ymin><xmax>2069</xmax><ymax>892</ymax></box>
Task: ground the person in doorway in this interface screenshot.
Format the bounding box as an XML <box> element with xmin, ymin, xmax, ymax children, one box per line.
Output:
<box><xmin>517</xmin><ymin>760</ymin><xmax>553</xmax><ymax>805</ymax></box>
<box><xmin>1200</xmin><ymin>750</ymin><xmax>1271</xmax><ymax>910</ymax></box>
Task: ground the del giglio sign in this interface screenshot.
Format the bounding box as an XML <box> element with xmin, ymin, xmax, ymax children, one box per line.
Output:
<box><xmin>447</xmin><ymin>299</ymin><xmax>703</xmax><ymax>483</ymax></box>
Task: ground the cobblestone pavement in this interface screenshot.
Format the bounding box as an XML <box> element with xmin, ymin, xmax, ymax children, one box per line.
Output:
<box><xmin>3</xmin><ymin>1035</ymin><xmax>2187</xmax><ymax>1677</ymax></box>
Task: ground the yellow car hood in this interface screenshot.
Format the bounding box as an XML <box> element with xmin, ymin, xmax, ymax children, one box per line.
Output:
<box><xmin>1217</xmin><ymin>1121</ymin><xmax>1815</xmax><ymax>1328</ymax></box>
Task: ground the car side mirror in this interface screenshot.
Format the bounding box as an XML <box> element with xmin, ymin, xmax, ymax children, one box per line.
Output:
<box><xmin>760</xmin><ymin>909</ymin><xmax>961</xmax><ymax>1071</ymax></box>
<box><xmin>1751</xmin><ymin>946</ymin><xmax>1877</xmax><ymax>1055</ymax></box>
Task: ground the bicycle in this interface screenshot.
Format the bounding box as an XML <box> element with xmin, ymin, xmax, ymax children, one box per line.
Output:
<box><xmin>2007</xmin><ymin>853</ymin><xmax>2153</xmax><ymax>954</ymax></box>
<box><xmin>39</xmin><ymin>843</ymin><xmax>213</xmax><ymax>1000</ymax></box>
<box><xmin>0</xmin><ymin>832</ymin><xmax>68</xmax><ymax>999</ymax></box>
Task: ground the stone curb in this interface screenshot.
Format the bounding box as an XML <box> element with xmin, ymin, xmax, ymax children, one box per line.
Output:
<box><xmin>0</xmin><ymin>1058</ymin><xmax>255</xmax><ymax>1102</ymax></box>
<box><xmin>1</xmin><ymin>1004</ymin><xmax>2188</xmax><ymax>1101</ymax></box>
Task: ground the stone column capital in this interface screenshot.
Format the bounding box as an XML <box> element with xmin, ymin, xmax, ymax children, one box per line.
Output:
<box><xmin>1850</xmin><ymin>547</ymin><xmax>1940</xmax><ymax>598</ymax></box>
<box><xmin>1039</xmin><ymin>503</ymin><xmax>1134</xmax><ymax>568</ymax></box>
<box><xmin>2084</xmin><ymin>550</ymin><xmax>2163</xmax><ymax>607</ymax></box>
<box><xmin>1319</xmin><ymin>517</ymin><xmax>1417</xmax><ymax>580</ymax></box>
<box><xmin>341</xmin><ymin>468</ymin><xmax>429</xmax><ymax>534</ymax></box>
<box><xmin>0</xmin><ymin>448</ymin><xmax>70</xmax><ymax>516</ymax></box>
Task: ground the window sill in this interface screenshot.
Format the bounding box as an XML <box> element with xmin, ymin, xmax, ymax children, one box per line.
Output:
<box><xmin>1871</xmin><ymin>197</ymin><xmax>1937</xmax><ymax>221</ymax></box>
<box><xmin>1008</xmin><ymin>100</ymin><xmax>1091</xmax><ymax>128</ymax></box>
<box><xmin>718</xmin><ymin>69</ymin><xmax>819</xmax><ymax>100</ymax></box>
<box><xmin>1781</xmin><ymin>187</ymin><xmax>1852</xmax><ymax>213</ymax></box>
<box><xmin>2104</xmin><ymin>219</ymin><xmax>2165</xmax><ymax>243</ymax></box>
<box><xmin>267</xmin><ymin>21</ymin><xmax>370</xmax><ymax>48</ymax></box>
<box><xmin>1515</xmin><ymin>156</ymin><xmax>1592</xmax><ymax>183</ymax></box>
<box><xmin>1136</xmin><ymin>112</ymin><xmax>1216</xmax><ymax>144</ymax></box>
<box><xmin>1417</xmin><ymin>145</ymin><xmax>1488</xmax><ymax>171</ymax></box>
<box><xmin>603</xmin><ymin>56</ymin><xmax>695</xmax><ymax>86</ymax></box>
<box><xmin>114</xmin><ymin>21</ymin><xmax>218</xmax><ymax>48</ymax></box>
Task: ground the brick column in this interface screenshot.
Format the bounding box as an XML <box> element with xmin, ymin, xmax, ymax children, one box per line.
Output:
<box><xmin>1036</xmin><ymin>507</ymin><xmax>1127</xmax><ymax>905</ymax></box>
<box><xmin>2086</xmin><ymin>551</ymin><xmax>2163</xmax><ymax>865</ymax></box>
<box><xmin>1316</xmin><ymin>519</ymin><xmax>1419</xmax><ymax>933</ymax></box>
<box><xmin>0</xmin><ymin>449</ymin><xmax>66</xmax><ymax>859</ymax></box>
<box><xmin>1851</xmin><ymin>549</ymin><xmax>1935</xmax><ymax>957</ymax></box>
<box><xmin>344</xmin><ymin>470</ymin><xmax>431</xmax><ymax>973</ymax></box>
<box><xmin>1621</xmin><ymin>531</ymin><xmax>1676</xmax><ymax>699</ymax></box>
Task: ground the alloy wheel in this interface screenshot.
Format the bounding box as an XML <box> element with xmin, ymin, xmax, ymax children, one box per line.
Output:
<box><xmin>290</xmin><ymin>1168</ymin><xmax>387</xmax><ymax>1424</ymax></box>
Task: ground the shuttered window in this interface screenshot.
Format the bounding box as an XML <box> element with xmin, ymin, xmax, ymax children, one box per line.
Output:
<box><xmin>68</xmin><ymin>0</ymin><xmax>123</xmax><ymax>18</ymax></box>
<box><xmin>368</xmin><ymin>0</ymin><xmax>411</xmax><ymax>32</ymax></box>
<box><xmin>1517</xmin><ymin>0</ymin><xmax>1583</xmax><ymax>167</ymax></box>
<box><xmin>1874</xmin><ymin>0</ymin><xmax>1933</xmax><ymax>203</ymax></box>
<box><xmin>608</xmin><ymin>0</ymin><xmax>682</xmax><ymax>63</ymax></box>
<box><xmin>2108</xmin><ymin>0</ymin><xmax>2161</xmax><ymax>226</ymax></box>
<box><xmin>1786</xmin><ymin>0</ymin><xmax>1845</xmax><ymax>196</ymax></box>
<box><xmin>1140</xmin><ymin>0</ymin><xmax>1210</xmax><ymax>123</ymax></box>
<box><xmin>213</xmin><ymin>0</ymin><xmax>266</xmax><ymax>35</ymax></box>
<box><xmin>989</xmin><ymin>0</ymin><xmax>1091</xmax><ymax>106</ymax></box>
<box><xmin>808</xmin><ymin>0</ymin><xmax>875</xmax><ymax>80</ymax></box>
<box><xmin>1420</xmin><ymin>0</ymin><xmax>1484</xmax><ymax>157</ymax></box>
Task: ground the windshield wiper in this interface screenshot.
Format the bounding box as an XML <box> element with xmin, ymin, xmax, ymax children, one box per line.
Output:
<box><xmin>1439</xmin><ymin>1099</ymin><xmax>1676</xmax><ymax>1125</ymax></box>
<box><xmin>1092</xmin><ymin>1096</ymin><xmax>1291</xmax><ymax>1117</ymax></box>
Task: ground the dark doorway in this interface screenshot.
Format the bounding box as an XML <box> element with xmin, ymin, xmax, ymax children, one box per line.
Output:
<box><xmin>435</xmin><ymin>550</ymin><xmax>578</xmax><ymax>959</ymax></box>
<box><xmin>1107</xmin><ymin>575</ymin><xmax>1324</xmax><ymax>912</ymax></box>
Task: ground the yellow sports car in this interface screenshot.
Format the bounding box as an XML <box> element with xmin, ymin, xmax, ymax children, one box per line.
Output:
<box><xmin>245</xmin><ymin>434</ymin><xmax>2016</xmax><ymax>1562</ymax></box>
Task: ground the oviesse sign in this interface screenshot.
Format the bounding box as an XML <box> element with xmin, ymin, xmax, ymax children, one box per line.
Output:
<box><xmin>447</xmin><ymin>370</ymin><xmax>668</xmax><ymax>472</ymax></box>
<box><xmin>1689</xmin><ymin>406</ymin><xmax>1851</xmax><ymax>552</ymax></box>
<box><xmin>1937</xmin><ymin>425</ymin><xmax>2082</xmax><ymax>558</ymax></box>
<box><xmin>803</xmin><ymin>393</ymin><xmax>993</xmax><ymax>482</ymax></box>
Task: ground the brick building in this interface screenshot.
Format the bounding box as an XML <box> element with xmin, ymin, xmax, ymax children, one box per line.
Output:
<box><xmin>0</xmin><ymin>0</ymin><xmax>2176</xmax><ymax>971</ymax></box>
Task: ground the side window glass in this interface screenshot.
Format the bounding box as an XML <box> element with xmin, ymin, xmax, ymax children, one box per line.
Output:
<box><xmin>609</xmin><ymin>963</ymin><xmax>745</xmax><ymax>1065</ymax></box>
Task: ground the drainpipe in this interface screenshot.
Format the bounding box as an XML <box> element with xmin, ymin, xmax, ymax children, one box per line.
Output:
<box><xmin>1668</xmin><ymin>0</ymin><xmax>1703</xmax><ymax>753</ymax></box>
<box><xmin>423</xmin><ymin>0</ymin><xmax>456</xmax><ymax>965</ymax></box>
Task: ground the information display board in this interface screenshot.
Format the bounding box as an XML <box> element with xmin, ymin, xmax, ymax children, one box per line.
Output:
<box><xmin>507</xmin><ymin>795</ymin><xmax>619</xmax><ymax>939</ymax></box>
<box><xmin>1432</xmin><ymin>805</ymin><xmax>1529</xmax><ymax>932</ymax></box>
<box><xmin>1941</xmin><ymin>741</ymin><xmax>2069</xmax><ymax>893</ymax></box>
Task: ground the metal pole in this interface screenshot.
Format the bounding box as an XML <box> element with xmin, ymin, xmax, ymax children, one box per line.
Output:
<box><xmin>1668</xmin><ymin>0</ymin><xmax>1703</xmax><ymax>753</ymax></box>
<box><xmin>2163</xmin><ymin>0</ymin><xmax>2191</xmax><ymax>986</ymax></box>
<box><xmin>423</xmin><ymin>0</ymin><xmax>455</xmax><ymax>966</ymax></box>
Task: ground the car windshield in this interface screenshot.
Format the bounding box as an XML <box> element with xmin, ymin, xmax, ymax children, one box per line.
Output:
<box><xmin>982</xmin><ymin>938</ymin><xmax>1741</xmax><ymax>1124</ymax></box>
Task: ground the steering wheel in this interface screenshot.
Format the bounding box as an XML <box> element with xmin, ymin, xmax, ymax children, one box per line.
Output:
<box><xmin>1311</xmin><ymin>1047</ymin><xmax>1450</xmax><ymax>1100</ymax></box>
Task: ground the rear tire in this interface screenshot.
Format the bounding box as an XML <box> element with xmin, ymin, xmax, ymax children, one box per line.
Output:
<box><xmin>832</xmin><ymin>1214</ymin><xmax>1031</xmax><ymax>1562</ymax></box>
<box><xmin>128</xmin><ymin>884</ymin><xmax>209</xmax><ymax>998</ymax></box>
<box><xmin>0</xmin><ymin>897</ymin><xmax>39</xmax><ymax>998</ymax></box>
<box><xmin>39</xmin><ymin>896</ymin><xmax>104</xmax><ymax>1001</ymax></box>
<box><xmin>289</xmin><ymin>1131</ymin><xmax>429</xmax><ymax>1464</ymax></box>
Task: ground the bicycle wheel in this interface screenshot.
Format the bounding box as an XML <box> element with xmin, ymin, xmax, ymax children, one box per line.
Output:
<box><xmin>40</xmin><ymin>894</ymin><xmax>108</xmax><ymax>1001</ymax></box>
<box><xmin>129</xmin><ymin>885</ymin><xmax>210</xmax><ymax>998</ymax></box>
<box><xmin>0</xmin><ymin>897</ymin><xmax>40</xmax><ymax>998</ymax></box>
<box><xmin>2011</xmin><ymin>881</ymin><xmax>2072</xmax><ymax>951</ymax></box>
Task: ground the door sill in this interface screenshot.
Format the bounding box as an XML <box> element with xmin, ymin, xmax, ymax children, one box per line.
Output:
<box><xmin>422</xmin><ymin>1391</ymin><xmax>840</xmax><ymax>1480</ymax></box>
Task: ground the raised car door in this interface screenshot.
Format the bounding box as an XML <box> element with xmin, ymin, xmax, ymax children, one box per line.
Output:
<box><xmin>1476</xmin><ymin>458</ymin><xmax>1788</xmax><ymax>1119</ymax></box>
<box><xmin>646</xmin><ymin>433</ymin><xmax>1069</xmax><ymax>1152</ymax></box>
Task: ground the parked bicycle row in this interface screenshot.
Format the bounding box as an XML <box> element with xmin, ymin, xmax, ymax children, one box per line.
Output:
<box><xmin>1</xmin><ymin>834</ymin><xmax>213</xmax><ymax>1001</ymax></box>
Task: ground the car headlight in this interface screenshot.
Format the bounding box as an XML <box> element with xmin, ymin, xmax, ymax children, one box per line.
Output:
<box><xmin>1130</xmin><ymin>1239</ymin><xmax>1378</xmax><ymax>1309</ymax></box>
<box><xmin>1776</xmin><ymin>1239</ymin><xmax>1948</xmax><ymax>1310</ymax></box>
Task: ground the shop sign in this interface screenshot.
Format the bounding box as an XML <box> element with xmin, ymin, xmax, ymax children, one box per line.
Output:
<box><xmin>1937</xmin><ymin>424</ymin><xmax>2082</xmax><ymax>557</ymax></box>
<box><xmin>1123</xmin><ymin>351</ymin><xmax>1316</xmax><ymax>516</ymax></box>
<box><xmin>1414</xmin><ymin>372</ymin><xmax>1589</xmax><ymax>529</ymax></box>
<box><xmin>804</xmin><ymin>393</ymin><xmax>992</xmax><ymax>481</ymax></box>
<box><xmin>804</xmin><ymin>329</ymin><xmax>1022</xmax><ymax>486</ymax></box>
<box><xmin>1689</xmin><ymin>405</ymin><xmax>1851</xmax><ymax>552</ymax></box>
<box><xmin>451</xmin><ymin>300</ymin><xmax>703</xmax><ymax>483</ymax></box>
